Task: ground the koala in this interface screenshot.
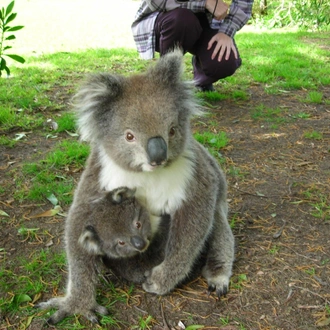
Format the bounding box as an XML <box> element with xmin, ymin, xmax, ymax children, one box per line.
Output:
<box><xmin>79</xmin><ymin>187</ymin><xmax>152</xmax><ymax>259</ymax></box>
<box><xmin>37</xmin><ymin>186</ymin><xmax>151</xmax><ymax>325</ymax></box>
<box><xmin>73</xmin><ymin>48</ymin><xmax>235</xmax><ymax>297</ymax></box>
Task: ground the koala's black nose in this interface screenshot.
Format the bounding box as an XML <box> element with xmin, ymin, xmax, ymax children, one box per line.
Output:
<box><xmin>130</xmin><ymin>236</ymin><xmax>147</xmax><ymax>251</ymax></box>
<box><xmin>147</xmin><ymin>136</ymin><xmax>167</xmax><ymax>166</ymax></box>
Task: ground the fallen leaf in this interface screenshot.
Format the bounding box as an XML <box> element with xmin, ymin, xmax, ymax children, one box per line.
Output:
<box><xmin>30</xmin><ymin>205</ymin><xmax>62</xmax><ymax>218</ymax></box>
<box><xmin>316</xmin><ymin>318</ymin><xmax>330</xmax><ymax>327</ymax></box>
<box><xmin>14</xmin><ymin>133</ymin><xmax>27</xmax><ymax>140</ymax></box>
<box><xmin>66</xmin><ymin>130</ymin><xmax>79</xmax><ymax>137</ymax></box>
<box><xmin>0</xmin><ymin>210</ymin><xmax>9</xmax><ymax>217</ymax></box>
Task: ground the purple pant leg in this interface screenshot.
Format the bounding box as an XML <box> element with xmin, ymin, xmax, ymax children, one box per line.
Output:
<box><xmin>154</xmin><ymin>8</ymin><xmax>203</xmax><ymax>54</ymax></box>
<box><xmin>154</xmin><ymin>9</ymin><xmax>241</xmax><ymax>86</ymax></box>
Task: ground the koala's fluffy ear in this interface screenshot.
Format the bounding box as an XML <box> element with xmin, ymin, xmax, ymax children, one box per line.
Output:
<box><xmin>148</xmin><ymin>48</ymin><xmax>184</xmax><ymax>86</ymax></box>
<box><xmin>148</xmin><ymin>48</ymin><xmax>202</xmax><ymax>117</ymax></box>
<box><xmin>107</xmin><ymin>187</ymin><xmax>136</xmax><ymax>204</ymax></box>
<box><xmin>73</xmin><ymin>73</ymin><xmax>125</xmax><ymax>142</ymax></box>
<box><xmin>78</xmin><ymin>225</ymin><xmax>102</xmax><ymax>255</ymax></box>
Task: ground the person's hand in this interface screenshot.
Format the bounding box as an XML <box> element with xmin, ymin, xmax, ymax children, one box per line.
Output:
<box><xmin>207</xmin><ymin>32</ymin><xmax>238</xmax><ymax>61</ymax></box>
<box><xmin>205</xmin><ymin>0</ymin><xmax>229</xmax><ymax>20</ymax></box>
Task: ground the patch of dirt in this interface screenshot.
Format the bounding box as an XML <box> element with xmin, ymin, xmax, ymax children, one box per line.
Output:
<box><xmin>0</xmin><ymin>84</ymin><xmax>330</xmax><ymax>330</ymax></box>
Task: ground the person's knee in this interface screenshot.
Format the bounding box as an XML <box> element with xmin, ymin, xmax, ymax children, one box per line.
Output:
<box><xmin>204</xmin><ymin>56</ymin><xmax>241</xmax><ymax>81</ymax></box>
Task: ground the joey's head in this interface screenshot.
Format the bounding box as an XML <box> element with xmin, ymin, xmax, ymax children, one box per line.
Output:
<box><xmin>79</xmin><ymin>187</ymin><xmax>152</xmax><ymax>259</ymax></box>
<box><xmin>74</xmin><ymin>49</ymin><xmax>201</xmax><ymax>172</ymax></box>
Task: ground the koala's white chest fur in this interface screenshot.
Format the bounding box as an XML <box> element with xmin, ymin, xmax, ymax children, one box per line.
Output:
<box><xmin>98</xmin><ymin>146</ymin><xmax>195</xmax><ymax>230</ymax></box>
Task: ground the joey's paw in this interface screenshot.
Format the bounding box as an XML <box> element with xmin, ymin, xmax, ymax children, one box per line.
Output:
<box><xmin>206</xmin><ymin>275</ymin><xmax>230</xmax><ymax>298</ymax></box>
<box><xmin>142</xmin><ymin>265</ymin><xmax>171</xmax><ymax>295</ymax></box>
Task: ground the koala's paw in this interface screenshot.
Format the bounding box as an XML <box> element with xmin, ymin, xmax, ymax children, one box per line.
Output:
<box><xmin>36</xmin><ymin>296</ymin><xmax>108</xmax><ymax>325</ymax></box>
<box><xmin>205</xmin><ymin>274</ymin><xmax>230</xmax><ymax>298</ymax></box>
<box><xmin>142</xmin><ymin>264</ymin><xmax>173</xmax><ymax>295</ymax></box>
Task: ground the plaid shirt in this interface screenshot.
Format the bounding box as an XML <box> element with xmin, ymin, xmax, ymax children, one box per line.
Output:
<box><xmin>132</xmin><ymin>0</ymin><xmax>254</xmax><ymax>59</ymax></box>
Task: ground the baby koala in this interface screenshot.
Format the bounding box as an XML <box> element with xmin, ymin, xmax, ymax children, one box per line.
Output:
<box><xmin>79</xmin><ymin>187</ymin><xmax>152</xmax><ymax>259</ymax></box>
<box><xmin>37</xmin><ymin>187</ymin><xmax>151</xmax><ymax>325</ymax></box>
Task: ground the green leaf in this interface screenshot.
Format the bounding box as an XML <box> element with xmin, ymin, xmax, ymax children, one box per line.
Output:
<box><xmin>5</xmin><ymin>12</ymin><xmax>17</xmax><ymax>25</ymax></box>
<box><xmin>12</xmin><ymin>294</ymin><xmax>32</xmax><ymax>305</ymax></box>
<box><xmin>0</xmin><ymin>210</ymin><xmax>9</xmax><ymax>217</ymax></box>
<box><xmin>5</xmin><ymin>1</ymin><xmax>15</xmax><ymax>17</ymax></box>
<box><xmin>4</xmin><ymin>45</ymin><xmax>12</xmax><ymax>51</ymax></box>
<box><xmin>7</xmin><ymin>25</ymin><xmax>24</xmax><ymax>32</ymax></box>
<box><xmin>47</xmin><ymin>193</ymin><xmax>59</xmax><ymax>206</ymax></box>
<box><xmin>5</xmin><ymin>34</ymin><xmax>16</xmax><ymax>40</ymax></box>
<box><xmin>4</xmin><ymin>66</ymin><xmax>10</xmax><ymax>77</ymax></box>
<box><xmin>5</xmin><ymin>54</ymin><xmax>25</xmax><ymax>63</ymax></box>
<box><xmin>0</xmin><ymin>57</ymin><xmax>6</xmax><ymax>70</ymax></box>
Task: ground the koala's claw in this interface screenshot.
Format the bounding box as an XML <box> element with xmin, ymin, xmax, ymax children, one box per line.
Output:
<box><xmin>144</xmin><ymin>270</ymin><xmax>151</xmax><ymax>277</ymax></box>
<box><xmin>37</xmin><ymin>297</ymin><xmax>108</xmax><ymax>325</ymax></box>
<box><xmin>87</xmin><ymin>313</ymin><xmax>100</xmax><ymax>325</ymax></box>
<box><xmin>207</xmin><ymin>283</ymin><xmax>229</xmax><ymax>298</ymax></box>
<box><xmin>45</xmin><ymin>310</ymin><xmax>69</xmax><ymax>325</ymax></box>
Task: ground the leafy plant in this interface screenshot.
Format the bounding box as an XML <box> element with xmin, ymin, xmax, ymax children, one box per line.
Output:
<box><xmin>255</xmin><ymin>0</ymin><xmax>330</xmax><ymax>31</ymax></box>
<box><xmin>0</xmin><ymin>0</ymin><xmax>25</xmax><ymax>77</ymax></box>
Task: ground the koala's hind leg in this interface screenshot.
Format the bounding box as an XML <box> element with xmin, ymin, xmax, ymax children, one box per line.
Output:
<box><xmin>202</xmin><ymin>199</ymin><xmax>235</xmax><ymax>298</ymax></box>
<box><xmin>37</xmin><ymin>296</ymin><xmax>108</xmax><ymax>325</ymax></box>
<box><xmin>37</xmin><ymin>253</ymin><xmax>108</xmax><ymax>324</ymax></box>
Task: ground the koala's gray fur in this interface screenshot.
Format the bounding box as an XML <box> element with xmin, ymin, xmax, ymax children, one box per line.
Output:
<box><xmin>75</xmin><ymin>48</ymin><xmax>235</xmax><ymax>296</ymax></box>
<box><xmin>37</xmin><ymin>184</ymin><xmax>151</xmax><ymax>325</ymax></box>
<box><xmin>38</xmin><ymin>48</ymin><xmax>235</xmax><ymax>324</ymax></box>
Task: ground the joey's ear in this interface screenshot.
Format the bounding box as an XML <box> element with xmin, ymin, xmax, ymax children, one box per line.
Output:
<box><xmin>148</xmin><ymin>48</ymin><xmax>184</xmax><ymax>86</ymax></box>
<box><xmin>107</xmin><ymin>187</ymin><xmax>136</xmax><ymax>204</ymax></box>
<box><xmin>78</xmin><ymin>225</ymin><xmax>102</xmax><ymax>255</ymax></box>
<box><xmin>73</xmin><ymin>73</ymin><xmax>125</xmax><ymax>142</ymax></box>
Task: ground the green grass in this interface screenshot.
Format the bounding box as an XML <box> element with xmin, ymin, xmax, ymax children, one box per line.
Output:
<box><xmin>232</xmin><ymin>30</ymin><xmax>330</xmax><ymax>93</ymax></box>
<box><xmin>304</xmin><ymin>130</ymin><xmax>323</xmax><ymax>140</ymax></box>
<box><xmin>251</xmin><ymin>103</ymin><xmax>290</xmax><ymax>128</ymax></box>
<box><xmin>305</xmin><ymin>91</ymin><xmax>323</xmax><ymax>103</ymax></box>
<box><xmin>0</xmin><ymin>249</ymin><xmax>66</xmax><ymax>315</ymax></box>
<box><xmin>297</xmin><ymin>184</ymin><xmax>330</xmax><ymax>221</ymax></box>
<box><xmin>56</xmin><ymin>111</ymin><xmax>77</xmax><ymax>132</ymax></box>
<box><xmin>194</xmin><ymin>131</ymin><xmax>229</xmax><ymax>162</ymax></box>
<box><xmin>16</xmin><ymin>140</ymin><xmax>89</xmax><ymax>204</ymax></box>
<box><xmin>230</xmin><ymin>273</ymin><xmax>248</xmax><ymax>290</ymax></box>
<box><xmin>194</xmin><ymin>131</ymin><xmax>229</xmax><ymax>149</ymax></box>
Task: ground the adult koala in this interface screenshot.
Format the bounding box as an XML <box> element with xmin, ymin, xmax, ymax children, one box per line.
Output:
<box><xmin>75</xmin><ymin>48</ymin><xmax>235</xmax><ymax>298</ymax></box>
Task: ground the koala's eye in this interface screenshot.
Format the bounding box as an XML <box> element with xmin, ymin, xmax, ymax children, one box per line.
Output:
<box><xmin>135</xmin><ymin>221</ymin><xmax>142</xmax><ymax>229</ymax></box>
<box><xmin>169</xmin><ymin>127</ymin><xmax>176</xmax><ymax>137</ymax></box>
<box><xmin>125</xmin><ymin>132</ymin><xmax>135</xmax><ymax>142</ymax></box>
<box><xmin>118</xmin><ymin>240</ymin><xmax>125</xmax><ymax>246</ymax></box>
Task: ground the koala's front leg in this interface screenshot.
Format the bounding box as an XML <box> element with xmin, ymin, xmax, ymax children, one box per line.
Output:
<box><xmin>37</xmin><ymin>253</ymin><xmax>108</xmax><ymax>324</ymax></box>
<box><xmin>142</xmin><ymin>201</ymin><xmax>213</xmax><ymax>295</ymax></box>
